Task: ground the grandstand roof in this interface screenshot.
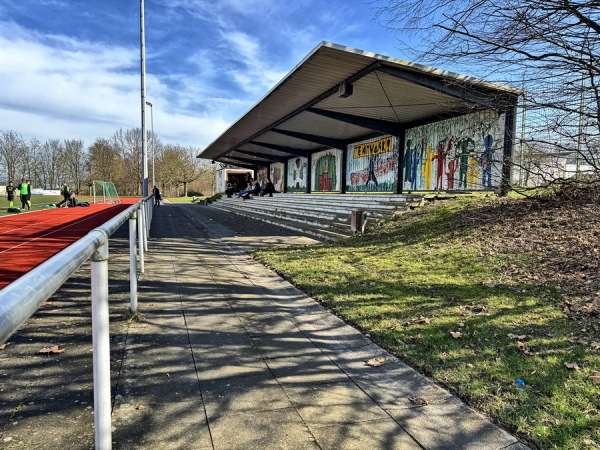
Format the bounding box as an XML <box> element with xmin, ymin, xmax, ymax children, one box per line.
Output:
<box><xmin>197</xmin><ymin>41</ymin><xmax>520</xmax><ymax>167</ymax></box>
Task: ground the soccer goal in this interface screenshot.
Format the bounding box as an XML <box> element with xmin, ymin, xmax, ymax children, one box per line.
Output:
<box><xmin>93</xmin><ymin>181</ymin><xmax>121</xmax><ymax>204</ymax></box>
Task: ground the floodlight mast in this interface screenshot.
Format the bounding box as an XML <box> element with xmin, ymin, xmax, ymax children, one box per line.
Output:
<box><xmin>146</xmin><ymin>101</ymin><xmax>155</xmax><ymax>187</ymax></box>
<box><xmin>140</xmin><ymin>0</ymin><xmax>149</xmax><ymax>197</ymax></box>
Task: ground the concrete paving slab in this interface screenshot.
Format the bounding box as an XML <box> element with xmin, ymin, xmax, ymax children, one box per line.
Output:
<box><xmin>265</xmin><ymin>354</ymin><xmax>349</xmax><ymax>385</ymax></box>
<box><xmin>112</xmin><ymin>400</ymin><xmax>212</xmax><ymax>450</ymax></box>
<box><xmin>208</xmin><ymin>408</ymin><xmax>319</xmax><ymax>450</ymax></box>
<box><xmin>201</xmin><ymin>371</ymin><xmax>292</xmax><ymax>418</ymax></box>
<box><xmin>283</xmin><ymin>381</ymin><xmax>389</xmax><ymax>425</ymax></box>
<box><xmin>307</xmin><ymin>418</ymin><xmax>421</xmax><ymax>450</ymax></box>
<box><xmin>385</xmin><ymin>396</ymin><xmax>522</xmax><ymax>449</ymax></box>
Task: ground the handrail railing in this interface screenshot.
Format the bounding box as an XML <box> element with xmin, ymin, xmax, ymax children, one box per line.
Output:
<box><xmin>0</xmin><ymin>195</ymin><xmax>154</xmax><ymax>450</ymax></box>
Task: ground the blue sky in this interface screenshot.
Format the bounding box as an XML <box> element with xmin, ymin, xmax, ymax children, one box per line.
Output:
<box><xmin>0</xmin><ymin>0</ymin><xmax>416</xmax><ymax>149</ymax></box>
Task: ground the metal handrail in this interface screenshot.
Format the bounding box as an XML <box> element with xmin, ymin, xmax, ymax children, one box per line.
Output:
<box><xmin>0</xmin><ymin>196</ymin><xmax>153</xmax><ymax>450</ymax></box>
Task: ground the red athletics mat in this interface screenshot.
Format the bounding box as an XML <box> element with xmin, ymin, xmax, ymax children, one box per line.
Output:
<box><xmin>0</xmin><ymin>199</ymin><xmax>140</xmax><ymax>290</ymax></box>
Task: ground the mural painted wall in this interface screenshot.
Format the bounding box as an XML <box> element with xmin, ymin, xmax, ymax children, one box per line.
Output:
<box><xmin>311</xmin><ymin>148</ymin><xmax>342</xmax><ymax>192</ymax></box>
<box><xmin>257</xmin><ymin>166</ymin><xmax>268</xmax><ymax>187</ymax></box>
<box><xmin>404</xmin><ymin>111</ymin><xmax>505</xmax><ymax>191</ymax></box>
<box><xmin>270</xmin><ymin>162</ymin><xmax>285</xmax><ymax>192</ymax></box>
<box><xmin>346</xmin><ymin>135</ymin><xmax>398</xmax><ymax>192</ymax></box>
<box><xmin>287</xmin><ymin>157</ymin><xmax>308</xmax><ymax>192</ymax></box>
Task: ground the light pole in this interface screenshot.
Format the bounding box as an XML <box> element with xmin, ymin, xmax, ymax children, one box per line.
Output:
<box><xmin>140</xmin><ymin>0</ymin><xmax>148</xmax><ymax>197</ymax></box>
<box><xmin>146</xmin><ymin>101</ymin><xmax>155</xmax><ymax>187</ymax></box>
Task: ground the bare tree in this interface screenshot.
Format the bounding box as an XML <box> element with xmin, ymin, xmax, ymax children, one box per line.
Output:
<box><xmin>88</xmin><ymin>138</ymin><xmax>123</xmax><ymax>186</ymax></box>
<box><xmin>0</xmin><ymin>131</ymin><xmax>27</xmax><ymax>183</ymax></box>
<box><xmin>63</xmin><ymin>139</ymin><xmax>88</xmax><ymax>193</ymax></box>
<box><xmin>159</xmin><ymin>145</ymin><xmax>208</xmax><ymax>197</ymax></box>
<box><xmin>112</xmin><ymin>128</ymin><xmax>142</xmax><ymax>195</ymax></box>
<box><xmin>374</xmin><ymin>0</ymin><xmax>600</xmax><ymax>188</ymax></box>
<box><xmin>34</xmin><ymin>139</ymin><xmax>64</xmax><ymax>189</ymax></box>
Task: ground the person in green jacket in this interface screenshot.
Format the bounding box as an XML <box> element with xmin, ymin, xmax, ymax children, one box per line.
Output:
<box><xmin>5</xmin><ymin>181</ymin><xmax>17</xmax><ymax>209</ymax></box>
<box><xmin>57</xmin><ymin>182</ymin><xmax>71</xmax><ymax>207</ymax></box>
<box><xmin>17</xmin><ymin>178</ymin><xmax>29</xmax><ymax>210</ymax></box>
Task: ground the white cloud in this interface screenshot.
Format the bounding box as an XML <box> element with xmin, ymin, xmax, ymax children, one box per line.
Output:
<box><xmin>219</xmin><ymin>31</ymin><xmax>287</xmax><ymax>94</ymax></box>
<box><xmin>0</xmin><ymin>20</ymin><xmax>233</xmax><ymax>148</ymax></box>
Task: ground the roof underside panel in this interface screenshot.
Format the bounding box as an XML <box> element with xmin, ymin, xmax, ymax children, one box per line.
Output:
<box><xmin>198</xmin><ymin>42</ymin><xmax>519</xmax><ymax>162</ymax></box>
<box><xmin>315</xmin><ymin>71</ymin><xmax>468</xmax><ymax>123</ymax></box>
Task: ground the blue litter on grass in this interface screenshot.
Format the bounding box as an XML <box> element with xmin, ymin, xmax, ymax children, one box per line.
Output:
<box><xmin>515</xmin><ymin>378</ymin><xmax>525</xmax><ymax>387</ymax></box>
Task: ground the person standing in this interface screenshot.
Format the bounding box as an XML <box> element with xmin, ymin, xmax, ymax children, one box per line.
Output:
<box><xmin>152</xmin><ymin>185</ymin><xmax>161</xmax><ymax>207</ymax></box>
<box><xmin>17</xmin><ymin>178</ymin><xmax>29</xmax><ymax>210</ymax></box>
<box><xmin>26</xmin><ymin>179</ymin><xmax>32</xmax><ymax>210</ymax></box>
<box><xmin>5</xmin><ymin>181</ymin><xmax>17</xmax><ymax>209</ymax></box>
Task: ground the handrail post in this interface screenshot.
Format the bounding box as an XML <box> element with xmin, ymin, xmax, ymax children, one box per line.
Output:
<box><xmin>129</xmin><ymin>213</ymin><xmax>138</xmax><ymax>312</ymax></box>
<box><xmin>143</xmin><ymin>201</ymin><xmax>149</xmax><ymax>251</ymax></box>
<box><xmin>91</xmin><ymin>238</ymin><xmax>112</xmax><ymax>450</ymax></box>
<box><xmin>137</xmin><ymin>208</ymin><xmax>145</xmax><ymax>273</ymax></box>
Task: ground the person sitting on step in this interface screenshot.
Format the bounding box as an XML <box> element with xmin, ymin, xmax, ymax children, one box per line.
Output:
<box><xmin>259</xmin><ymin>178</ymin><xmax>277</xmax><ymax>197</ymax></box>
<box><xmin>238</xmin><ymin>180</ymin><xmax>260</xmax><ymax>199</ymax></box>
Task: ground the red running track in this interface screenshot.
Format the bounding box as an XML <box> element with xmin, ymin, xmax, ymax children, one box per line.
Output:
<box><xmin>0</xmin><ymin>199</ymin><xmax>139</xmax><ymax>290</ymax></box>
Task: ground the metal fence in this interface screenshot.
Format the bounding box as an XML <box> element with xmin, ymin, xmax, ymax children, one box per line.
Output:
<box><xmin>0</xmin><ymin>196</ymin><xmax>154</xmax><ymax>450</ymax></box>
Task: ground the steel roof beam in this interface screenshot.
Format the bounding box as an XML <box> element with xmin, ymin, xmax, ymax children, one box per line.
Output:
<box><xmin>217</xmin><ymin>161</ymin><xmax>256</xmax><ymax>170</ymax></box>
<box><xmin>307</xmin><ymin>108</ymin><xmax>402</xmax><ymax>135</ymax></box>
<box><xmin>220</xmin><ymin>156</ymin><xmax>269</xmax><ymax>166</ymax></box>
<box><xmin>248</xmin><ymin>141</ymin><xmax>310</xmax><ymax>157</ymax></box>
<box><xmin>234</xmin><ymin>150</ymin><xmax>288</xmax><ymax>163</ymax></box>
<box><xmin>377</xmin><ymin>65</ymin><xmax>505</xmax><ymax>110</ymax></box>
<box><xmin>271</xmin><ymin>129</ymin><xmax>346</xmax><ymax>150</ymax></box>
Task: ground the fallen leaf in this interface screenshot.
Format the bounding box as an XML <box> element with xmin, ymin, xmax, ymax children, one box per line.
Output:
<box><xmin>462</xmin><ymin>304</ymin><xmax>486</xmax><ymax>313</ymax></box>
<box><xmin>365</xmin><ymin>357</ymin><xmax>387</xmax><ymax>367</ymax></box>
<box><xmin>450</xmin><ymin>331</ymin><xmax>462</xmax><ymax>338</ymax></box>
<box><xmin>564</xmin><ymin>362</ymin><xmax>580</xmax><ymax>370</ymax></box>
<box><xmin>409</xmin><ymin>396</ymin><xmax>428</xmax><ymax>406</ymax></box>
<box><xmin>516</xmin><ymin>341</ymin><xmax>536</xmax><ymax>356</ymax></box>
<box><xmin>38</xmin><ymin>345</ymin><xmax>65</xmax><ymax>354</ymax></box>
<box><xmin>457</xmin><ymin>322</ymin><xmax>465</xmax><ymax>328</ymax></box>
<box><xmin>0</xmin><ymin>342</ymin><xmax>10</xmax><ymax>351</ymax></box>
<box><xmin>591</xmin><ymin>342</ymin><xmax>600</xmax><ymax>350</ymax></box>
<box><xmin>568</xmin><ymin>337</ymin><xmax>588</xmax><ymax>345</ymax></box>
<box><xmin>589</xmin><ymin>371</ymin><xmax>600</xmax><ymax>384</ymax></box>
<box><xmin>508</xmin><ymin>334</ymin><xmax>527</xmax><ymax>340</ymax></box>
<box><xmin>411</xmin><ymin>317</ymin><xmax>431</xmax><ymax>325</ymax></box>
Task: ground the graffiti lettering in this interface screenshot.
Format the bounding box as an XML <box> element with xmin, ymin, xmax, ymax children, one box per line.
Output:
<box><xmin>353</xmin><ymin>136</ymin><xmax>393</xmax><ymax>159</ymax></box>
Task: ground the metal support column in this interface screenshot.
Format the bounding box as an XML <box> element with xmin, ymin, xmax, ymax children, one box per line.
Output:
<box><xmin>91</xmin><ymin>239</ymin><xmax>111</xmax><ymax>450</ymax></box>
<box><xmin>396</xmin><ymin>129</ymin><xmax>405</xmax><ymax>194</ymax></box>
<box><xmin>129</xmin><ymin>214</ymin><xmax>138</xmax><ymax>312</ymax></box>
<box><xmin>501</xmin><ymin>106</ymin><xmax>517</xmax><ymax>196</ymax></box>
<box><xmin>137</xmin><ymin>209</ymin><xmax>145</xmax><ymax>273</ymax></box>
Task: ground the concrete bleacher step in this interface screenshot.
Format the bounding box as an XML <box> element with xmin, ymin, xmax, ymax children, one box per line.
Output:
<box><xmin>211</xmin><ymin>193</ymin><xmax>423</xmax><ymax>240</ymax></box>
<box><xmin>218</xmin><ymin>197</ymin><xmax>402</xmax><ymax>221</ymax></box>
<box><xmin>210</xmin><ymin>202</ymin><xmax>353</xmax><ymax>240</ymax></box>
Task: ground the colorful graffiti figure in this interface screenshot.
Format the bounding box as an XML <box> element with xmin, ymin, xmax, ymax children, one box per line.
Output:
<box><xmin>446</xmin><ymin>159</ymin><xmax>458</xmax><ymax>189</ymax></box>
<box><xmin>421</xmin><ymin>141</ymin><xmax>434</xmax><ymax>190</ymax></box>
<box><xmin>480</xmin><ymin>134</ymin><xmax>495</xmax><ymax>188</ymax></box>
<box><xmin>457</xmin><ymin>137</ymin><xmax>475</xmax><ymax>189</ymax></box>
<box><xmin>315</xmin><ymin>154</ymin><xmax>336</xmax><ymax>191</ymax></box>
<box><xmin>292</xmin><ymin>158</ymin><xmax>305</xmax><ymax>189</ymax></box>
<box><xmin>433</xmin><ymin>140</ymin><xmax>451</xmax><ymax>191</ymax></box>
<box><xmin>411</xmin><ymin>137</ymin><xmax>425</xmax><ymax>190</ymax></box>
<box><xmin>366</xmin><ymin>155</ymin><xmax>378</xmax><ymax>187</ymax></box>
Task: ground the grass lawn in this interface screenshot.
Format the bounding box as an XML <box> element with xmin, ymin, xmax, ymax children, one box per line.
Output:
<box><xmin>165</xmin><ymin>195</ymin><xmax>208</xmax><ymax>203</ymax></box>
<box><xmin>254</xmin><ymin>197</ymin><xmax>600</xmax><ymax>450</ymax></box>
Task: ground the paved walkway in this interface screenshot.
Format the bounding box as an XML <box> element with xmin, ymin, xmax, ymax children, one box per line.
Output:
<box><xmin>0</xmin><ymin>204</ymin><xmax>529</xmax><ymax>449</ymax></box>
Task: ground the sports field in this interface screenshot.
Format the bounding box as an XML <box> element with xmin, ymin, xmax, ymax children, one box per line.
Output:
<box><xmin>0</xmin><ymin>198</ymin><xmax>138</xmax><ymax>289</ymax></box>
